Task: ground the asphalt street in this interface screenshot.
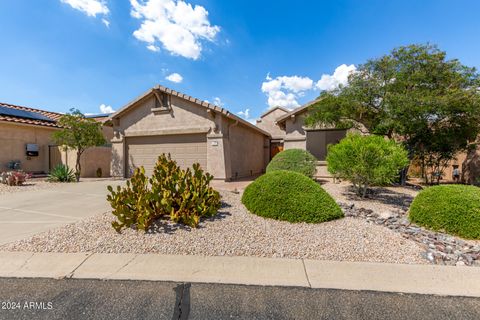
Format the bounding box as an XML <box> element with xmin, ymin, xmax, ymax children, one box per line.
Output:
<box><xmin>0</xmin><ymin>278</ymin><xmax>479</xmax><ymax>320</ymax></box>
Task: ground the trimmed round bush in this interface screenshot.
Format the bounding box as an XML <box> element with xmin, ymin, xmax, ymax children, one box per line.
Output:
<box><xmin>409</xmin><ymin>185</ymin><xmax>480</xmax><ymax>239</ymax></box>
<box><xmin>241</xmin><ymin>170</ymin><xmax>343</xmax><ymax>223</ymax></box>
<box><xmin>266</xmin><ymin>149</ymin><xmax>317</xmax><ymax>178</ymax></box>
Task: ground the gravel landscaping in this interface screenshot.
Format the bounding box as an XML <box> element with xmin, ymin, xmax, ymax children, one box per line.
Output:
<box><xmin>4</xmin><ymin>179</ymin><xmax>477</xmax><ymax>266</ymax></box>
<box><xmin>322</xmin><ymin>181</ymin><xmax>480</xmax><ymax>266</ymax></box>
<box><xmin>1</xmin><ymin>190</ymin><xmax>426</xmax><ymax>265</ymax></box>
<box><xmin>0</xmin><ymin>178</ymin><xmax>58</xmax><ymax>195</ymax></box>
<box><xmin>321</xmin><ymin>180</ymin><xmax>418</xmax><ymax>217</ymax></box>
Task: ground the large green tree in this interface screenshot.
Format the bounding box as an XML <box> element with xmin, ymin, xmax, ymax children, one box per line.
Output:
<box><xmin>52</xmin><ymin>109</ymin><xmax>106</xmax><ymax>181</ymax></box>
<box><xmin>306</xmin><ymin>44</ymin><xmax>480</xmax><ymax>184</ymax></box>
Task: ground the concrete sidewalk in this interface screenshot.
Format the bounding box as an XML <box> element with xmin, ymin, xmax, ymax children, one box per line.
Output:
<box><xmin>1</xmin><ymin>252</ymin><xmax>479</xmax><ymax>297</ymax></box>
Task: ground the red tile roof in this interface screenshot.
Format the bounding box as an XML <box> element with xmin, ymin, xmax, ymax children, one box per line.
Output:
<box><xmin>0</xmin><ymin>102</ymin><xmax>63</xmax><ymax>128</ymax></box>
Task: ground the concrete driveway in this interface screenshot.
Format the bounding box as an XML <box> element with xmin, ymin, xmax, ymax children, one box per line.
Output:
<box><xmin>0</xmin><ymin>180</ymin><xmax>124</xmax><ymax>245</ymax></box>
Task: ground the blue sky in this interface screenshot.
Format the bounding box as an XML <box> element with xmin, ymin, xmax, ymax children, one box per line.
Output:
<box><xmin>1</xmin><ymin>0</ymin><xmax>479</xmax><ymax>121</ymax></box>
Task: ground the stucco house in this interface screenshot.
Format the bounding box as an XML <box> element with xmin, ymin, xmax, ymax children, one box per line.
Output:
<box><xmin>110</xmin><ymin>86</ymin><xmax>271</xmax><ymax>181</ymax></box>
<box><xmin>257</xmin><ymin>99</ymin><xmax>478</xmax><ymax>183</ymax></box>
<box><xmin>0</xmin><ymin>102</ymin><xmax>112</xmax><ymax>177</ymax></box>
<box><xmin>256</xmin><ymin>100</ymin><xmax>348</xmax><ymax>177</ymax></box>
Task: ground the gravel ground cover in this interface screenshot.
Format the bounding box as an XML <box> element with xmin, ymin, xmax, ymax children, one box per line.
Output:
<box><xmin>321</xmin><ymin>180</ymin><xmax>418</xmax><ymax>217</ymax></box>
<box><xmin>0</xmin><ymin>179</ymin><xmax>58</xmax><ymax>195</ymax></box>
<box><xmin>322</xmin><ymin>181</ymin><xmax>480</xmax><ymax>266</ymax></box>
<box><xmin>1</xmin><ymin>190</ymin><xmax>426</xmax><ymax>264</ymax></box>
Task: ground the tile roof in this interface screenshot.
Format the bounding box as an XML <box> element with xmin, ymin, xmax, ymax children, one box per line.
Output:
<box><xmin>112</xmin><ymin>85</ymin><xmax>271</xmax><ymax>137</ymax></box>
<box><xmin>275</xmin><ymin>98</ymin><xmax>322</xmax><ymax>124</ymax></box>
<box><xmin>259</xmin><ymin>106</ymin><xmax>289</xmax><ymax>119</ymax></box>
<box><xmin>0</xmin><ymin>102</ymin><xmax>63</xmax><ymax>128</ymax></box>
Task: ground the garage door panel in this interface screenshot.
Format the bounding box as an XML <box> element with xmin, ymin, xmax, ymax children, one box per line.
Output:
<box><xmin>126</xmin><ymin>134</ymin><xmax>207</xmax><ymax>177</ymax></box>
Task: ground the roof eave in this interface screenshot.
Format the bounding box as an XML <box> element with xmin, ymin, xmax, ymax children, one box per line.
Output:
<box><xmin>110</xmin><ymin>85</ymin><xmax>271</xmax><ymax>137</ymax></box>
<box><xmin>275</xmin><ymin>98</ymin><xmax>322</xmax><ymax>124</ymax></box>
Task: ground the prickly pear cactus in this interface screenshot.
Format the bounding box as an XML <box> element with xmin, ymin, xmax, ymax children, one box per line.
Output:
<box><xmin>107</xmin><ymin>167</ymin><xmax>161</xmax><ymax>232</ymax></box>
<box><xmin>107</xmin><ymin>154</ymin><xmax>221</xmax><ymax>232</ymax></box>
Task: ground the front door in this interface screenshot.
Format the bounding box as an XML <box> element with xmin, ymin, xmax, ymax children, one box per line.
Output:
<box><xmin>270</xmin><ymin>142</ymin><xmax>284</xmax><ymax>159</ymax></box>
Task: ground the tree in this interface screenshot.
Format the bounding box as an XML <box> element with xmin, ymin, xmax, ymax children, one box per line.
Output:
<box><xmin>52</xmin><ymin>109</ymin><xmax>106</xmax><ymax>182</ymax></box>
<box><xmin>306</xmin><ymin>44</ymin><xmax>480</xmax><ymax>184</ymax></box>
<box><xmin>326</xmin><ymin>134</ymin><xmax>409</xmax><ymax>197</ymax></box>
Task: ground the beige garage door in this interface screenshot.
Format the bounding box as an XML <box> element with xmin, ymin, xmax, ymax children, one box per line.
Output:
<box><xmin>126</xmin><ymin>134</ymin><xmax>207</xmax><ymax>177</ymax></box>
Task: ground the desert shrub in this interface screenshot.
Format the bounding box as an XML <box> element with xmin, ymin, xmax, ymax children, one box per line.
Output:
<box><xmin>0</xmin><ymin>171</ymin><xmax>30</xmax><ymax>186</ymax></box>
<box><xmin>327</xmin><ymin>134</ymin><xmax>409</xmax><ymax>197</ymax></box>
<box><xmin>48</xmin><ymin>164</ymin><xmax>76</xmax><ymax>182</ymax></box>
<box><xmin>107</xmin><ymin>154</ymin><xmax>221</xmax><ymax>232</ymax></box>
<box><xmin>266</xmin><ymin>149</ymin><xmax>317</xmax><ymax>178</ymax></box>
<box><xmin>409</xmin><ymin>185</ymin><xmax>480</xmax><ymax>239</ymax></box>
<box><xmin>241</xmin><ymin>170</ymin><xmax>343</xmax><ymax>223</ymax></box>
<box><xmin>107</xmin><ymin>167</ymin><xmax>152</xmax><ymax>231</ymax></box>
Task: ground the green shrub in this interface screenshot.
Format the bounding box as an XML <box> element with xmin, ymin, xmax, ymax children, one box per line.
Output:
<box><xmin>107</xmin><ymin>154</ymin><xmax>221</xmax><ymax>232</ymax></box>
<box><xmin>266</xmin><ymin>149</ymin><xmax>317</xmax><ymax>178</ymax></box>
<box><xmin>241</xmin><ymin>170</ymin><xmax>343</xmax><ymax>223</ymax></box>
<box><xmin>48</xmin><ymin>164</ymin><xmax>76</xmax><ymax>182</ymax></box>
<box><xmin>327</xmin><ymin>133</ymin><xmax>409</xmax><ymax>197</ymax></box>
<box><xmin>409</xmin><ymin>185</ymin><xmax>480</xmax><ymax>239</ymax></box>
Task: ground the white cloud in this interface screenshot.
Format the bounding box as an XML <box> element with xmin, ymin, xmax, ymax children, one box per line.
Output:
<box><xmin>261</xmin><ymin>75</ymin><xmax>313</xmax><ymax>108</ymax></box>
<box><xmin>213</xmin><ymin>97</ymin><xmax>223</xmax><ymax>106</ymax></box>
<box><xmin>130</xmin><ymin>0</ymin><xmax>220</xmax><ymax>60</ymax></box>
<box><xmin>316</xmin><ymin>64</ymin><xmax>356</xmax><ymax>91</ymax></box>
<box><xmin>99</xmin><ymin>104</ymin><xmax>115</xmax><ymax>113</ymax></box>
<box><xmin>237</xmin><ymin>108</ymin><xmax>256</xmax><ymax>124</ymax></box>
<box><xmin>61</xmin><ymin>0</ymin><xmax>109</xmax><ymax>24</ymax></box>
<box><xmin>147</xmin><ymin>44</ymin><xmax>160</xmax><ymax>52</ymax></box>
<box><xmin>165</xmin><ymin>72</ymin><xmax>183</xmax><ymax>83</ymax></box>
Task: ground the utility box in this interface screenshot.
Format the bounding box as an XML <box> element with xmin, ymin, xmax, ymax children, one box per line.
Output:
<box><xmin>26</xmin><ymin>144</ymin><xmax>39</xmax><ymax>157</ymax></box>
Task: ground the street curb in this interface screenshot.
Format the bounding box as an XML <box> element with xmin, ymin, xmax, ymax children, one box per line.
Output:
<box><xmin>1</xmin><ymin>252</ymin><xmax>479</xmax><ymax>297</ymax></box>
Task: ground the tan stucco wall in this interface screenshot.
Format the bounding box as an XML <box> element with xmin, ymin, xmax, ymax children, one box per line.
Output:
<box><xmin>50</xmin><ymin>125</ymin><xmax>113</xmax><ymax>178</ymax></box>
<box><xmin>119</xmin><ymin>95</ymin><xmax>213</xmax><ymax>137</ymax></box>
<box><xmin>111</xmin><ymin>95</ymin><xmax>216</xmax><ymax>178</ymax></box>
<box><xmin>111</xmin><ymin>93</ymin><xmax>268</xmax><ymax>181</ymax></box>
<box><xmin>285</xmin><ymin>114</ymin><xmax>307</xmax><ymax>137</ymax></box>
<box><xmin>256</xmin><ymin>108</ymin><xmax>288</xmax><ymax>139</ymax></box>
<box><xmin>229</xmin><ymin>123</ymin><xmax>268</xmax><ymax>179</ymax></box>
<box><xmin>1</xmin><ymin>121</ymin><xmax>112</xmax><ymax>177</ymax></box>
<box><xmin>60</xmin><ymin>146</ymin><xmax>112</xmax><ymax>178</ymax></box>
<box><xmin>282</xmin><ymin>114</ymin><xmax>307</xmax><ymax>150</ymax></box>
<box><xmin>102</xmin><ymin>125</ymin><xmax>114</xmax><ymax>142</ymax></box>
<box><xmin>0</xmin><ymin>122</ymin><xmax>56</xmax><ymax>173</ymax></box>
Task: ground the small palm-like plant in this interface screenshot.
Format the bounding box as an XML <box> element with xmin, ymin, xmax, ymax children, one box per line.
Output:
<box><xmin>48</xmin><ymin>164</ymin><xmax>76</xmax><ymax>182</ymax></box>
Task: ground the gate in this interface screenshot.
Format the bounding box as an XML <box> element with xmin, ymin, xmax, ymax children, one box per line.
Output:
<box><xmin>48</xmin><ymin>145</ymin><xmax>63</xmax><ymax>171</ymax></box>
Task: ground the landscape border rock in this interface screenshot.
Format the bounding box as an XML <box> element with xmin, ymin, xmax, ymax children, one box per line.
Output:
<box><xmin>340</xmin><ymin>203</ymin><xmax>480</xmax><ymax>267</ymax></box>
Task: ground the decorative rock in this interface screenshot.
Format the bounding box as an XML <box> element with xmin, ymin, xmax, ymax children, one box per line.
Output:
<box><xmin>338</xmin><ymin>202</ymin><xmax>480</xmax><ymax>267</ymax></box>
<box><xmin>426</xmin><ymin>251</ymin><xmax>435</xmax><ymax>263</ymax></box>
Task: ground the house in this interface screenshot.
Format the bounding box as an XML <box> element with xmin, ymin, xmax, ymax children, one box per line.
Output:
<box><xmin>262</xmin><ymin>99</ymin><xmax>477</xmax><ymax>183</ymax></box>
<box><xmin>0</xmin><ymin>102</ymin><xmax>112</xmax><ymax>177</ymax></box>
<box><xmin>255</xmin><ymin>106</ymin><xmax>289</xmax><ymax>158</ymax></box>
<box><xmin>256</xmin><ymin>100</ymin><xmax>348</xmax><ymax>177</ymax></box>
<box><xmin>110</xmin><ymin>86</ymin><xmax>271</xmax><ymax>180</ymax></box>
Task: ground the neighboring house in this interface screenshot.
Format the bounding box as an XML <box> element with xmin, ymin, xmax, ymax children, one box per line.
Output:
<box><xmin>256</xmin><ymin>106</ymin><xmax>289</xmax><ymax>158</ymax></box>
<box><xmin>0</xmin><ymin>102</ymin><xmax>112</xmax><ymax>177</ymax></box>
<box><xmin>110</xmin><ymin>86</ymin><xmax>271</xmax><ymax>181</ymax></box>
<box><xmin>256</xmin><ymin>100</ymin><xmax>348</xmax><ymax>177</ymax></box>
<box><xmin>265</xmin><ymin>99</ymin><xmax>474</xmax><ymax>183</ymax></box>
<box><xmin>273</xmin><ymin>100</ymin><xmax>347</xmax><ymax>161</ymax></box>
